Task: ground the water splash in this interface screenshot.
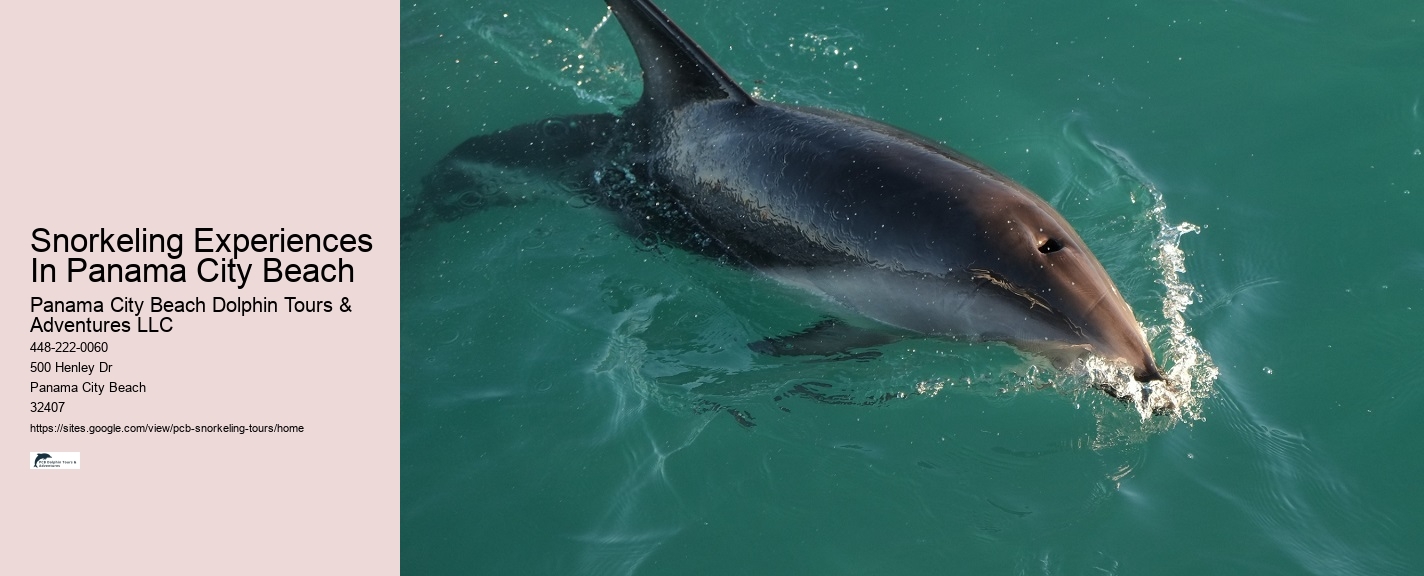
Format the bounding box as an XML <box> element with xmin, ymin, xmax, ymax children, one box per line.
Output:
<box><xmin>464</xmin><ymin>7</ymin><xmax>638</xmax><ymax>108</ymax></box>
<box><xmin>1060</xmin><ymin>190</ymin><xmax>1218</xmax><ymax>427</ymax></box>
<box><xmin>1030</xmin><ymin>123</ymin><xmax>1220</xmax><ymax>426</ymax></box>
<box><xmin>749</xmin><ymin>26</ymin><xmax>868</xmax><ymax>107</ymax></box>
<box><xmin>1146</xmin><ymin>194</ymin><xmax>1219</xmax><ymax>420</ymax></box>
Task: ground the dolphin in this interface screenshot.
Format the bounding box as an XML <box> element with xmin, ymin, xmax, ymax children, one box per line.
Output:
<box><xmin>405</xmin><ymin>0</ymin><xmax>1165</xmax><ymax>394</ymax></box>
<box><xmin>34</xmin><ymin>453</ymin><xmax>51</xmax><ymax>467</ymax></box>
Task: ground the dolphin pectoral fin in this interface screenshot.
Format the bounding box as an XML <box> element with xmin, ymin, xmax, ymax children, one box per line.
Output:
<box><xmin>437</xmin><ymin>113</ymin><xmax>620</xmax><ymax>171</ymax></box>
<box><xmin>693</xmin><ymin>399</ymin><xmax>757</xmax><ymax>428</ymax></box>
<box><xmin>770</xmin><ymin>382</ymin><xmax>901</xmax><ymax>411</ymax></box>
<box><xmin>748</xmin><ymin>318</ymin><xmax>902</xmax><ymax>359</ymax></box>
<box><xmin>404</xmin><ymin>113</ymin><xmax>620</xmax><ymax>232</ymax></box>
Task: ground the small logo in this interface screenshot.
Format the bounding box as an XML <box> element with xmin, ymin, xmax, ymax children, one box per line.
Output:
<box><xmin>30</xmin><ymin>452</ymin><xmax>80</xmax><ymax>469</ymax></box>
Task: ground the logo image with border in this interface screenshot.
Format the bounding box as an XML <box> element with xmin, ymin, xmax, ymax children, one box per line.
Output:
<box><xmin>31</xmin><ymin>452</ymin><xmax>80</xmax><ymax>469</ymax></box>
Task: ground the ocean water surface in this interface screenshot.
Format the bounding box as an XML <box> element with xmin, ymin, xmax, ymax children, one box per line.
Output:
<box><xmin>401</xmin><ymin>1</ymin><xmax>1424</xmax><ymax>573</ymax></box>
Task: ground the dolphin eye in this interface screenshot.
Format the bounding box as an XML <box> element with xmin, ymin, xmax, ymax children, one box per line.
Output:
<box><xmin>1038</xmin><ymin>238</ymin><xmax>1063</xmax><ymax>254</ymax></box>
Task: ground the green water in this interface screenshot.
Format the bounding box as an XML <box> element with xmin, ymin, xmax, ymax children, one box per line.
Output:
<box><xmin>400</xmin><ymin>1</ymin><xmax>1424</xmax><ymax>573</ymax></box>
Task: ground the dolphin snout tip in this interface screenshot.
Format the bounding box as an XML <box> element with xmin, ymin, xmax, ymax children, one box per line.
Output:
<box><xmin>1145</xmin><ymin>378</ymin><xmax>1184</xmax><ymax>416</ymax></box>
<box><xmin>1102</xmin><ymin>371</ymin><xmax>1181</xmax><ymax>417</ymax></box>
<box><xmin>1133</xmin><ymin>362</ymin><xmax>1164</xmax><ymax>384</ymax></box>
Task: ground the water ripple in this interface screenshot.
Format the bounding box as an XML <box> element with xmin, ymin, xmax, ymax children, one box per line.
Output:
<box><xmin>1207</xmin><ymin>383</ymin><xmax>1414</xmax><ymax>575</ymax></box>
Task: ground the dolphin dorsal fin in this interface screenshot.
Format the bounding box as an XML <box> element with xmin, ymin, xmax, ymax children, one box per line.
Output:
<box><xmin>605</xmin><ymin>0</ymin><xmax>755</xmax><ymax>109</ymax></box>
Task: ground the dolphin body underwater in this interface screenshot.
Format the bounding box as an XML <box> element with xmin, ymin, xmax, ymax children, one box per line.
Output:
<box><xmin>404</xmin><ymin>0</ymin><xmax>1167</xmax><ymax>400</ymax></box>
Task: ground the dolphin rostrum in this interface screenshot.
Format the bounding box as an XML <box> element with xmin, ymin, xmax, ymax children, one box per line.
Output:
<box><xmin>405</xmin><ymin>0</ymin><xmax>1166</xmax><ymax>396</ymax></box>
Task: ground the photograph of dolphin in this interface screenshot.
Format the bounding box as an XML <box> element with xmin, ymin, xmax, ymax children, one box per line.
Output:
<box><xmin>404</xmin><ymin>0</ymin><xmax>1166</xmax><ymax>401</ymax></box>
